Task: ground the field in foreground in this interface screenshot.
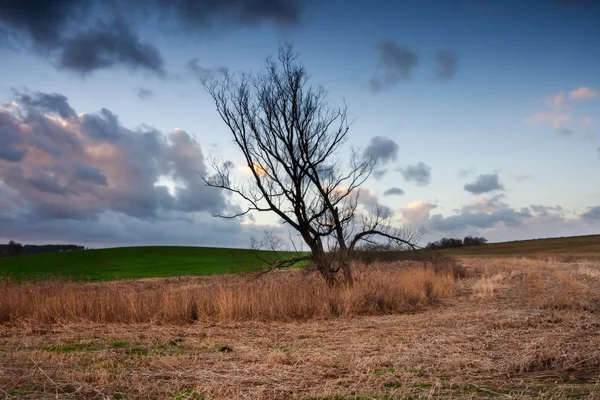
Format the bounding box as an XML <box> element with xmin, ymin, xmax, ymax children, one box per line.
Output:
<box><xmin>0</xmin><ymin>246</ymin><xmax>298</xmax><ymax>281</ymax></box>
<box><xmin>442</xmin><ymin>234</ymin><xmax>600</xmax><ymax>258</ymax></box>
<box><xmin>0</xmin><ymin>258</ymin><xmax>598</xmax><ymax>399</ymax></box>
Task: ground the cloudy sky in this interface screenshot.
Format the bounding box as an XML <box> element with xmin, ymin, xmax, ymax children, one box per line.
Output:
<box><xmin>1</xmin><ymin>0</ymin><xmax>599</xmax><ymax>248</ymax></box>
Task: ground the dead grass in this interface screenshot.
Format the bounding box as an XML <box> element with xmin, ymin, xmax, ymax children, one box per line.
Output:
<box><xmin>0</xmin><ymin>262</ymin><xmax>453</xmax><ymax>324</ymax></box>
<box><xmin>0</xmin><ymin>257</ymin><xmax>599</xmax><ymax>399</ymax></box>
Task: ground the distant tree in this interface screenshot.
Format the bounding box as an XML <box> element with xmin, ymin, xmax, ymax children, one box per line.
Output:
<box><xmin>202</xmin><ymin>44</ymin><xmax>422</xmax><ymax>286</ymax></box>
<box><xmin>426</xmin><ymin>236</ymin><xmax>488</xmax><ymax>250</ymax></box>
<box><xmin>463</xmin><ymin>235</ymin><xmax>488</xmax><ymax>246</ymax></box>
<box><xmin>7</xmin><ymin>240</ymin><xmax>24</xmax><ymax>257</ymax></box>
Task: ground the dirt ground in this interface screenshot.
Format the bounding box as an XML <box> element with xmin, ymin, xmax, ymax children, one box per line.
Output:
<box><xmin>1</xmin><ymin>257</ymin><xmax>599</xmax><ymax>399</ymax></box>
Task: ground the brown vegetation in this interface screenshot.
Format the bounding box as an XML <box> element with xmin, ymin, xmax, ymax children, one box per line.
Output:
<box><xmin>0</xmin><ymin>257</ymin><xmax>599</xmax><ymax>399</ymax></box>
<box><xmin>0</xmin><ymin>262</ymin><xmax>453</xmax><ymax>324</ymax></box>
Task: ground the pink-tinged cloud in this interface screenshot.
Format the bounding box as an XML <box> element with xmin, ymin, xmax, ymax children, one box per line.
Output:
<box><xmin>0</xmin><ymin>91</ymin><xmax>233</xmax><ymax>222</ymax></box>
<box><xmin>524</xmin><ymin>111</ymin><xmax>571</xmax><ymax>133</ymax></box>
<box><xmin>546</xmin><ymin>92</ymin><xmax>565</xmax><ymax>107</ymax></box>
<box><xmin>400</xmin><ymin>200</ymin><xmax>437</xmax><ymax>225</ymax></box>
<box><xmin>569</xmin><ymin>86</ymin><xmax>599</xmax><ymax>100</ymax></box>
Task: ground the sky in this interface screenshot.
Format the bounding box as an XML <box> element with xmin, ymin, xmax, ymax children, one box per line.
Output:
<box><xmin>0</xmin><ymin>0</ymin><xmax>599</xmax><ymax>249</ymax></box>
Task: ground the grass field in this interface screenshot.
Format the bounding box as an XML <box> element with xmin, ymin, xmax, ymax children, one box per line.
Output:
<box><xmin>0</xmin><ymin>257</ymin><xmax>598</xmax><ymax>399</ymax></box>
<box><xmin>0</xmin><ymin>246</ymin><xmax>300</xmax><ymax>281</ymax></box>
<box><xmin>442</xmin><ymin>234</ymin><xmax>600</xmax><ymax>257</ymax></box>
<box><xmin>2</xmin><ymin>234</ymin><xmax>599</xmax><ymax>282</ymax></box>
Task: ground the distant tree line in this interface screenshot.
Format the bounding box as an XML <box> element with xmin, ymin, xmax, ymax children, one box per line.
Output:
<box><xmin>425</xmin><ymin>235</ymin><xmax>488</xmax><ymax>250</ymax></box>
<box><xmin>0</xmin><ymin>241</ymin><xmax>86</xmax><ymax>257</ymax></box>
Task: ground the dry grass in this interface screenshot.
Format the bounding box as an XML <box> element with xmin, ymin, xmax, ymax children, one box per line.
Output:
<box><xmin>0</xmin><ymin>257</ymin><xmax>599</xmax><ymax>399</ymax></box>
<box><xmin>0</xmin><ymin>262</ymin><xmax>453</xmax><ymax>324</ymax></box>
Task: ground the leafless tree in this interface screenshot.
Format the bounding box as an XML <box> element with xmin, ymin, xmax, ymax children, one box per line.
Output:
<box><xmin>203</xmin><ymin>44</ymin><xmax>423</xmax><ymax>286</ymax></box>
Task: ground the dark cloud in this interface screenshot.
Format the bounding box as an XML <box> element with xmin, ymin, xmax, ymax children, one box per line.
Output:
<box><xmin>157</xmin><ymin>0</ymin><xmax>303</xmax><ymax>30</ymax></box>
<box><xmin>0</xmin><ymin>0</ymin><xmax>305</xmax><ymax>74</ymax></box>
<box><xmin>58</xmin><ymin>19</ymin><xmax>165</xmax><ymax>75</ymax></box>
<box><xmin>0</xmin><ymin>90</ymin><xmax>233</xmax><ymax>224</ymax></box>
<box><xmin>137</xmin><ymin>87</ymin><xmax>154</xmax><ymax>100</ymax></box>
<box><xmin>81</xmin><ymin>108</ymin><xmax>122</xmax><ymax>141</ymax></box>
<box><xmin>187</xmin><ymin>59</ymin><xmax>228</xmax><ymax>80</ymax></box>
<box><xmin>14</xmin><ymin>91</ymin><xmax>76</xmax><ymax>119</ymax></box>
<box><xmin>0</xmin><ymin>111</ymin><xmax>27</xmax><ymax>162</ymax></box>
<box><xmin>529</xmin><ymin>204</ymin><xmax>563</xmax><ymax>217</ymax></box>
<box><xmin>434</xmin><ymin>50</ymin><xmax>457</xmax><ymax>80</ymax></box>
<box><xmin>400</xmin><ymin>162</ymin><xmax>431</xmax><ymax>186</ymax></box>
<box><xmin>383</xmin><ymin>187</ymin><xmax>404</xmax><ymax>196</ymax></box>
<box><xmin>0</xmin><ymin>208</ymin><xmax>283</xmax><ymax>249</ymax></box>
<box><xmin>464</xmin><ymin>173</ymin><xmax>504</xmax><ymax>194</ymax></box>
<box><xmin>370</xmin><ymin>41</ymin><xmax>418</xmax><ymax>92</ymax></box>
<box><xmin>581</xmin><ymin>206</ymin><xmax>600</xmax><ymax>220</ymax></box>
<box><xmin>0</xmin><ymin>0</ymin><xmax>90</xmax><ymax>46</ymax></box>
<box><xmin>373</xmin><ymin>169</ymin><xmax>387</xmax><ymax>180</ymax></box>
<box><xmin>401</xmin><ymin>194</ymin><xmax>599</xmax><ymax>242</ymax></box>
<box><xmin>427</xmin><ymin>194</ymin><xmax>530</xmax><ymax>232</ymax></box>
<box><xmin>429</xmin><ymin>208</ymin><xmax>528</xmax><ymax>232</ymax></box>
<box><xmin>356</xmin><ymin>189</ymin><xmax>393</xmax><ymax>216</ymax></box>
<box><xmin>364</xmin><ymin>136</ymin><xmax>399</xmax><ymax>165</ymax></box>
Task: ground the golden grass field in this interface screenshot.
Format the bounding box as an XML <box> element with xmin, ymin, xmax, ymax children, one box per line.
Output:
<box><xmin>0</xmin><ymin>257</ymin><xmax>599</xmax><ymax>399</ymax></box>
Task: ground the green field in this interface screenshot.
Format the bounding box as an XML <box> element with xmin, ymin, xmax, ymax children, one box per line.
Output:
<box><xmin>441</xmin><ymin>234</ymin><xmax>600</xmax><ymax>257</ymax></box>
<box><xmin>0</xmin><ymin>246</ymin><xmax>298</xmax><ymax>281</ymax></box>
<box><xmin>1</xmin><ymin>234</ymin><xmax>599</xmax><ymax>281</ymax></box>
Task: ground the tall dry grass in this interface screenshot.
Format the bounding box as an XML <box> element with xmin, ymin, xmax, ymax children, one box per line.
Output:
<box><xmin>0</xmin><ymin>261</ymin><xmax>454</xmax><ymax>324</ymax></box>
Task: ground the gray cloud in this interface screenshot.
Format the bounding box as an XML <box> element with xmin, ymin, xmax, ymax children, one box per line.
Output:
<box><xmin>187</xmin><ymin>59</ymin><xmax>228</xmax><ymax>81</ymax></box>
<box><xmin>0</xmin><ymin>0</ymin><xmax>91</xmax><ymax>46</ymax></box>
<box><xmin>464</xmin><ymin>173</ymin><xmax>504</xmax><ymax>194</ymax></box>
<box><xmin>0</xmin><ymin>0</ymin><xmax>305</xmax><ymax>74</ymax></box>
<box><xmin>400</xmin><ymin>162</ymin><xmax>431</xmax><ymax>186</ymax></box>
<box><xmin>364</xmin><ymin>136</ymin><xmax>399</xmax><ymax>165</ymax></box>
<box><xmin>0</xmin><ymin>90</ymin><xmax>233</xmax><ymax>224</ymax></box>
<box><xmin>14</xmin><ymin>91</ymin><xmax>76</xmax><ymax>119</ymax></box>
<box><xmin>137</xmin><ymin>87</ymin><xmax>154</xmax><ymax>100</ymax></box>
<box><xmin>427</xmin><ymin>195</ymin><xmax>530</xmax><ymax>232</ymax></box>
<box><xmin>402</xmin><ymin>194</ymin><xmax>599</xmax><ymax>242</ymax></box>
<box><xmin>157</xmin><ymin>0</ymin><xmax>303</xmax><ymax>30</ymax></box>
<box><xmin>373</xmin><ymin>169</ymin><xmax>387</xmax><ymax>180</ymax></box>
<box><xmin>356</xmin><ymin>188</ymin><xmax>393</xmax><ymax>217</ymax></box>
<box><xmin>529</xmin><ymin>204</ymin><xmax>563</xmax><ymax>217</ymax></box>
<box><xmin>370</xmin><ymin>41</ymin><xmax>418</xmax><ymax>92</ymax></box>
<box><xmin>581</xmin><ymin>206</ymin><xmax>600</xmax><ymax>220</ymax></box>
<box><xmin>434</xmin><ymin>50</ymin><xmax>457</xmax><ymax>80</ymax></box>
<box><xmin>0</xmin><ymin>111</ymin><xmax>27</xmax><ymax>162</ymax></box>
<box><xmin>429</xmin><ymin>208</ymin><xmax>529</xmax><ymax>232</ymax></box>
<box><xmin>58</xmin><ymin>19</ymin><xmax>165</xmax><ymax>75</ymax></box>
<box><xmin>0</xmin><ymin>208</ymin><xmax>282</xmax><ymax>249</ymax></box>
<box><xmin>383</xmin><ymin>187</ymin><xmax>404</xmax><ymax>196</ymax></box>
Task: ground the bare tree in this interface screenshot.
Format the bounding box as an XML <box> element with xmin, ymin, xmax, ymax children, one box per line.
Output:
<box><xmin>203</xmin><ymin>44</ymin><xmax>422</xmax><ymax>286</ymax></box>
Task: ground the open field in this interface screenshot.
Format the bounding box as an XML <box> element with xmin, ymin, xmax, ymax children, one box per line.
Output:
<box><xmin>0</xmin><ymin>246</ymin><xmax>302</xmax><ymax>281</ymax></box>
<box><xmin>442</xmin><ymin>234</ymin><xmax>600</xmax><ymax>258</ymax></box>
<box><xmin>0</xmin><ymin>257</ymin><xmax>598</xmax><ymax>399</ymax></box>
<box><xmin>2</xmin><ymin>234</ymin><xmax>600</xmax><ymax>282</ymax></box>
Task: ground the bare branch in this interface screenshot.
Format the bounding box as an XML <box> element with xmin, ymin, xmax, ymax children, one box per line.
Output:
<box><xmin>203</xmin><ymin>43</ymin><xmax>422</xmax><ymax>287</ymax></box>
